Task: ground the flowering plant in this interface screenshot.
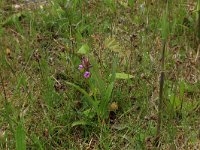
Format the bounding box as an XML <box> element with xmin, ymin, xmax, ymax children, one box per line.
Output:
<box><xmin>65</xmin><ymin>52</ymin><xmax>117</xmax><ymax>126</ymax></box>
<box><xmin>78</xmin><ymin>57</ymin><xmax>92</xmax><ymax>78</ymax></box>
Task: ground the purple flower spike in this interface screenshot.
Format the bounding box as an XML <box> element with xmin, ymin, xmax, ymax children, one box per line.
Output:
<box><xmin>84</xmin><ymin>71</ymin><xmax>91</xmax><ymax>78</ymax></box>
<box><xmin>78</xmin><ymin>64</ymin><xmax>84</xmax><ymax>70</ymax></box>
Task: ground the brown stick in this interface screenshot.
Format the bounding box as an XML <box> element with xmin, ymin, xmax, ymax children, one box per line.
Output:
<box><xmin>155</xmin><ymin>40</ymin><xmax>166</xmax><ymax>146</ymax></box>
<box><xmin>0</xmin><ymin>71</ymin><xmax>8</xmax><ymax>104</ymax></box>
<box><xmin>198</xmin><ymin>6</ymin><xmax>200</xmax><ymax>40</ymax></box>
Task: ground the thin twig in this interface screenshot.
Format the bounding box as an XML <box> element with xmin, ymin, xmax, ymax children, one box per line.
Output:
<box><xmin>0</xmin><ymin>70</ymin><xmax>8</xmax><ymax>104</ymax></box>
<box><xmin>156</xmin><ymin>40</ymin><xmax>166</xmax><ymax>145</ymax></box>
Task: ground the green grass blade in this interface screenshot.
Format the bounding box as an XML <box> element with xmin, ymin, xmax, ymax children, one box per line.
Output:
<box><xmin>99</xmin><ymin>58</ymin><xmax>116</xmax><ymax>119</ymax></box>
<box><xmin>161</xmin><ymin>6</ymin><xmax>169</xmax><ymax>41</ymax></box>
<box><xmin>65</xmin><ymin>81</ymin><xmax>98</xmax><ymax>108</ymax></box>
<box><xmin>15</xmin><ymin>123</ymin><xmax>26</xmax><ymax>150</ymax></box>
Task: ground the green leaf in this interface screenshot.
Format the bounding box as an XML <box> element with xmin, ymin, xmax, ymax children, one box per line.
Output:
<box><xmin>90</xmin><ymin>56</ymin><xmax>106</xmax><ymax>94</ymax></box>
<box><xmin>99</xmin><ymin>58</ymin><xmax>116</xmax><ymax>119</ymax></box>
<box><xmin>179</xmin><ymin>81</ymin><xmax>185</xmax><ymax>98</ymax></box>
<box><xmin>83</xmin><ymin>108</ymin><xmax>95</xmax><ymax>119</ymax></box>
<box><xmin>99</xmin><ymin>82</ymin><xmax>114</xmax><ymax>119</ymax></box>
<box><xmin>77</xmin><ymin>44</ymin><xmax>89</xmax><ymax>55</ymax></box>
<box><xmin>71</xmin><ymin>120</ymin><xmax>89</xmax><ymax>127</ymax></box>
<box><xmin>169</xmin><ymin>94</ymin><xmax>181</xmax><ymax>109</ymax></box>
<box><xmin>15</xmin><ymin>123</ymin><xmax>26</xmax><ymax>150</ymax></box>
<box><xmin>71</xmin><ymin>120</ymin><xmax>95</xmax><ymax>127</ymax></box>
<box><xmin>104</xmin><ymin>37</ymin><xmax>123</xmax><ymax>54</ymax></box>
<box><xmin>64</xmin><ymin>81</ymin><xmax>98</xmax><ymax>109</ymax></box>
<box><xmin>110</xmin><ymin>73</ymin><xmax>133</xmax><ymax>79</ymax></box>
<box><xmin>112</xmin><ymin>124</ymin><xmax>129</xmax><ymax>130</ymax></box>
<box><xmin>105</xmin><ymin>82</ymin><xmax>115</xmax><ymax>103</ymax></box>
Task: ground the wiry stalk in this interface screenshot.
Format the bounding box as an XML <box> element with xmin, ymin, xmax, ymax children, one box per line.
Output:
<box><xmin>156</xmin><ymin>41</ymin><xmax>166</xmax><ymax>146</ymax></box>
<box><xmin>155</xmin><ymin>6</ymin><xmax>168</xmax><ymax>145</ymax></box>
<box><xmin>197</xmin><ymin>0</ymin><xmax>200</xmax><ymax>40</ymax></box>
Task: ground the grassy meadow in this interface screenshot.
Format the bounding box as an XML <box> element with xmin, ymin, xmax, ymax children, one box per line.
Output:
<box><xmin>0</xmin><ymin>0</ymin><xmax>200</xmax><ymax>149</ymax></box>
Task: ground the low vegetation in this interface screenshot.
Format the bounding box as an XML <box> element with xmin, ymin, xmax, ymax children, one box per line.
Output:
<box><xmin>0</xmin><ymin>0</ymin><xmax>199</xmax><ymax>149</ymax></box>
